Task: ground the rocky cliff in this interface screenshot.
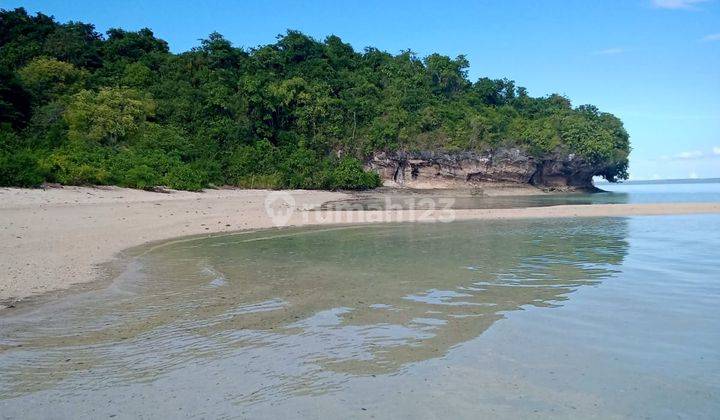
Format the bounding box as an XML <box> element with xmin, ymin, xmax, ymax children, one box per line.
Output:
<box><xmin>365</xmin><ymin>149</ymin><xmax>608</xmax><ymax>190</ymax></box>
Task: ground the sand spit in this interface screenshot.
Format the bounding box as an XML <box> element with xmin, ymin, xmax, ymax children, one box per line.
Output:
<box><xmin>2</xmin><ymin>186</ymin><xmax>719</xmax><ymax>307</ymax></box>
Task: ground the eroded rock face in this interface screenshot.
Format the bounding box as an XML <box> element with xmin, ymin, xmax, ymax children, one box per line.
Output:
<box><xmin>366</xmin><ymin>149</ymin><xmax>605</xmax><ymax>190</ymax></box>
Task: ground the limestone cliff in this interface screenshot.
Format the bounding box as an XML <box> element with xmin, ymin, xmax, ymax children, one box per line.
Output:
<box><xmin>365</xmin><ymin>149</ymin><xmax>608</xmax><ymax>190</ymax></box>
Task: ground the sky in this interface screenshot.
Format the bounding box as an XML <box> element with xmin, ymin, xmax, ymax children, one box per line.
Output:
<box><xmin>6</xmin><ymin>0</ymin><xmax>720</xmax><ymax>180</ymax></box>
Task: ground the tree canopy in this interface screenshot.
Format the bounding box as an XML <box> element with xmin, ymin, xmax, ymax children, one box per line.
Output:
<box><xmin>0</xmin><ymin>7</ymin><xmax>629</xmax><ymax>190</ymax></box>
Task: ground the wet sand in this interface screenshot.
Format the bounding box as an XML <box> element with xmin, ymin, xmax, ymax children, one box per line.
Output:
<box><xmin>0</xmin><ymin>187</ymin><xmax>345</xmax><ymax>306</ymax></box>
<box><xmin>1</xmin><ymin>186</ymin><xmax>719</xmax><ymax>306</ymax></box>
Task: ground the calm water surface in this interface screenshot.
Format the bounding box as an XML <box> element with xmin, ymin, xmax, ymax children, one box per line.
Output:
<box><xmin>1</xmin><ymin>211</ymin><xmax>719</xmax><ymax>418</ymax></box>
<box><xmin>321</xmin><ymin>180</ymin><xmax>720</xmax><ymax>210</ymax></box>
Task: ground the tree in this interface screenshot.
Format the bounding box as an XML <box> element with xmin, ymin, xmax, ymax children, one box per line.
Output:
<box><xmin>0</xmin><ymin>67</ymin><xmax>31</xmax><ymax>127</ymax></box>
<box><xmin>0</xmin><ymin>10</ymin><xmax>630</xmax><ymax>189</ymax></box>
<box><xmin>424</xmin><ymin>54</ymin><xmax>469</xmax><ymax>96</ymax></box>
<box><xmin>64</xmin><ymin>87</ymin><xmax>156</xmax><ymax>144</ymax></box>
<box><xmin>103</xmin><ymin>28</ymin><xmax>169</xmax><ymax>62</ymax></box>
<box><xmin>17</xmin><ymin>57</ymin><xmax>87</xmax><ymax>103</ymax></box>
<box><xmin>42</xmin><ymin>22</ymin><xmax>102</xmax><ymax>68</ymax></box>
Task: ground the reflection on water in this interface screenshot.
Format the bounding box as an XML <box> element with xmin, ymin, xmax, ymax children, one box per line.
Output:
<box><xmin>0</xmin><ymin>221</ymin><xmax>625</xmax><ymax>401</ymax></box>
<box><xmin>320</xmin><ymin>180</ymin><xmax>720</xmax><ymax>210</ymax></box>
<box><xmin>1</xmin><ymin>215</ymin><xmax>719</xmax><ymax>418</ymax></box>
<box><xmin>319</xmin><ymin>190</ymin><xmax>619</xmax><ymax>210</ymax></box>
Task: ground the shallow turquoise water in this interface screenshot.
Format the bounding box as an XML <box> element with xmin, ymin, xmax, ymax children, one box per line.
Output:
<box><xmin>1</xmin><ymin>213</ymin><xmax>718</xmax><ymax>418</ymax></box>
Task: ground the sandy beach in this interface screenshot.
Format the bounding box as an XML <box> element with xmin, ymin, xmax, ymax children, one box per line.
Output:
<box><xmin>2</xmin><ymin>186</ymin><xmax>719</xmax><ymax>307</ymax></box>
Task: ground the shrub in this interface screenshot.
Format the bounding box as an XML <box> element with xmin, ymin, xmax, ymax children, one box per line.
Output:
<box><xmin>327</xmin><ymin>157</ymin><xmax>381</xmax><ymax>190</ymax></box>
<box><xmin>164</xmin><ymin>165</ymin><xmax>208</xmax><ymax>191</ymax></box>
<box><xmin>224</xmin><ymin>140</ymin><xmax>277</xmax><ymax>184</ymax></box>
<box><xmin>44</xmin><ymin>145</ymin><xmax>110</xmax><ymax>185</ymax></box>
<box><xmin>232</xmin><ymin>173</ymin><xmax>282</xmax><ymax>189</ymax></box>
<box><xmin>0</xmin><ymin>149</ymin><xmax>46</xmax><ymax>186</ymax></box>
<box><xmin>278</xmin><ymin>145</ymin><xmax>325</xmax><ymax>189</ymax></box>
<box><xmin>121</xmin><ymin>165</ymin><xmax>161</xmax><ymax>189</ymax></box>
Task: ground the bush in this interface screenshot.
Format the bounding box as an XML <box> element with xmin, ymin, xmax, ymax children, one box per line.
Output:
<box><xmin>121</xmin><ymin>165</ymin><xmax>161</xmax><ymax>189</ymax></box>
<box><xmin>278</xmin><ymin>145</ymin><xmax>325</xmax><ymax>189</ymax></box>
<box><xmin>55</xmin><ymin>163</ymin><xmax>109</xmax><ymax>185</ymax></box>
<box><xmin>44</xmin><ymin>144</ymin><xmax>110</xmax><ymax>185</ymax></box>
<box><xmin>232</xmin><ymin>173</ymin><xmax>282</xmax><ymax>189</ymax></box>
<box><xmin>164</xmin><ymin>165</ymin><xmax>208</xmax><ymax>191</ymax></box>
<box><xmin>224</xmin><ymin>140</ymin><xmax>277</xmax><ymax>184</ymax></box>
<box><xmin>327</xmin><ymin>157</ymin><xmax>381</xmax><ymax>190</ymax></box>
<box><xmin>0</xmin><ymin>149</ymin><xmax>46</xmax><ymax>186</ymax></box>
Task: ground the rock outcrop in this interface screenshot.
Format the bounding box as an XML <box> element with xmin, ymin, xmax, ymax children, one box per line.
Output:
<box><xmin>365</xmin><ymin>149</ymin><xmax>606</xmax><ymax>190</ymax></box>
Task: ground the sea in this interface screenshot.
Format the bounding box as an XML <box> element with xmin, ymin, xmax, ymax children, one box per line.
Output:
<box><xmin>1</xmin><ymin>179</ymin><xmax>718</xmax><ymax>418</ymax></box>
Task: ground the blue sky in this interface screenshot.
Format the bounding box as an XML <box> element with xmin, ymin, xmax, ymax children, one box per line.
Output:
<box><xmin>7</xmin><ymin>0</ymin><xmax>720</xmax><ymax>179</ymax></box>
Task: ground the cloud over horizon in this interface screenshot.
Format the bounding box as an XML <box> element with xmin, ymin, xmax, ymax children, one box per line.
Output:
<box><xmin>675</xmin><ymin>150</ymin><xmax>704</xmax><ymax>159</ymax></box>
<box><xmin>593</xmin><ymin>47</ymin><xmax>626</xmax><ymax>55</ymax></box>
<box><xmin>659</xmin><ymin>147</ymin><xmax>720</xmax><ymax>161</ymax></box>
<box><xmin>652</xmin><ymin>0</ymin><xmax>710</xmax><ymax>9</ymax></box>
<box><xmin>701</xmin><ymin>33</ymin><xmax>720</xmax><ymax>42</ymax></box>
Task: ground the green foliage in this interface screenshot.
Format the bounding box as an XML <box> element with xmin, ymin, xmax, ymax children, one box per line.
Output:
<box><xmin>225</xmin><ymin>140</ymin><xmax>276</xmax><ymax>183</ymax></box>
<box><xmin>41</xmin><ymin>22</ymin><xmax>103</xmax><ymax>68</ymax></box>
<box><xmin>17</xmin><ymin>57</ymin><xmax>87</xmax><ymax>103</ymax></box>
<box><xmin>232</xmin><ymin>173</ymin><xmax>282</xmax><ymax>189</ymax></box>
<box><xmin>0</xmin><ymin>67</ymin><xmax>31</xmax><ymax>127</ymax></box>
<box><xmin>164</xmin><ymin>165</ymin><xmax>207</xmax><ymax>191</ymax></box>
<box><xmin>0</xmin><ymin>7</ymin><xmax>630</xmax><ymax>190</ymax></box>
<box><xmin>43</xmin><ymin>142</ymin><xmax>110</xmax><ymax>185</ymax></box>
<box><xmin>121</xmin><ymin>62</ymin><xmax>153</xmax><ymax>87</ymax></box>
<box><xmin>118</xmin><ymin>164</ymin><xmax>160</xmax><ymax>189</ymax></box>
<box><xmin>326</xmin><ymin>157</ymin><xmax>381</xmax><ymax>190</ymax></box>
<box><xmin>278</xmin><ymin>145</ymin><xmax>328</xmax><ymax>189</ymax></box>
<box><xmin>64</xmin><ymin>87</ymin><xmax>156</xmax><ymax>144</ymax></box>
<box><xmin>0</xmin><ymin>149</ymin><xmax>46</xmax><ymax>186</ymax></box>
<box><xmin>424</xmin><ymin>54</ymin><xmax>470</xmax><ymax>96</ymax></box>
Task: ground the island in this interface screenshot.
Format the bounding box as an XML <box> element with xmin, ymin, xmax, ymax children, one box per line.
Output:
<box><xmin>1</xmin><ymin>7</ymin><xmax>629</xmax><ymax>192</ymax></box>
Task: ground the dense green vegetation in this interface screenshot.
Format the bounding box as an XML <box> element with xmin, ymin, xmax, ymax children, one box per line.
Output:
<box><xmin>0</xmin><ymin>8</ymin><xmax>629</xmax><ymax>190</ymax></box>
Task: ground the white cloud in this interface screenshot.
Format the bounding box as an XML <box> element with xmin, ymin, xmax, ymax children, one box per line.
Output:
<box><xmin>702</xmin><ymin>33</ymin><xmax>720</xmax><ymax>42</ymax></box>
<box><xmin>652</xmin><ymin>0</ymin><xmax>709</xmax><ymax>9</ymax></box>
<box><xmin>689</xmin><ymin>171</ymin><xmax>699</xmax><ymax>179</ymax></box>
<box><xmin>593</xmin><ymin>47</ymin><xmax>626</xmax><ymax>55</ymax></box>
<box><xmin>675</xmin><ymin>150</ymin><xmax>704</xmax><ymax>159</ymax></box>
<box><xmin>658</xmin><ymin>148</ymin><xmax>720</xmax><ymax>161</ymax></box>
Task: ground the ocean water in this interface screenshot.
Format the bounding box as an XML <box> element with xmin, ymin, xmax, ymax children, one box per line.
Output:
<box><xmin>0</xmin><ymin>186</ymin><xmax>719</xmax><ymax>418</ymax></box>
<box><xmin>321</xmin><ymin>179</ymin><xmax>720</xmax><ymax>210</ymax></box>
<box><xmin>599</xmin><ymin>179</ymin><xmax>720</xmax><ymax>203</ymax></box>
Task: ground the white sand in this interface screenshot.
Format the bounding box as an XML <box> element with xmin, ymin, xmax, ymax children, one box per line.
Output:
<box><xmin>0</xmin><ymin>186</ymin><xmax>344</xmax><ymax>305</ymax></box>
<box><xmin>2</xmin><ymin>186</ymin><xmax>719</xmax><ymax>306</ymax></box>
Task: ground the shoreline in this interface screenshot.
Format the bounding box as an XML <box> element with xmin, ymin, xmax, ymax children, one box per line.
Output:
<box><xmin>2</xmin><ymin>186</ymin><xmax>719</xmax><ymax>309</ymax></box>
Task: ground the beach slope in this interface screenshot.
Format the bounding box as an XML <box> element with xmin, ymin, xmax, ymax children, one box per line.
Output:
<box><xmin>2</xmin><ymin>186</ymin><xmax>719</xmax><ymax>306</ymax></box>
